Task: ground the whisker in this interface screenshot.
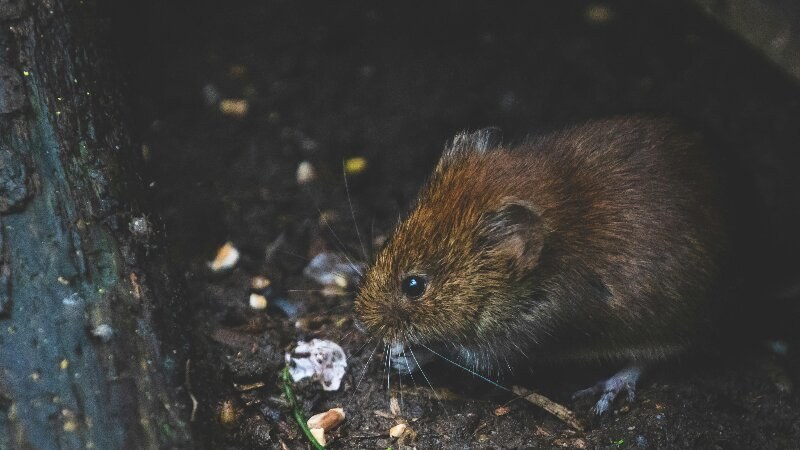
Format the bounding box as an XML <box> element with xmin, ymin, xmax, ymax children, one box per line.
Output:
<box><xmin>385</xmin><ymin>343</ymin><xmax>391</xmax><ymax>393</ymax></box>
<box><xmin>409</xmin><ymin>346</ymin><xmax>442</xmax><ymax>403</ymax></box>
<box><xmin>396</xmin><ymin>355</ymin><xmax>403</xmax><ymax>409</ymax></box>
<box><xmin>347</xmin><ymin>339</ymin><xmax>382</xmax><ymax>409</ymax></box>
<box><xmin>400</xmin><ymin>346</ymin><xmax>418</xmax><ymax>392</ymax></box>
<box><xmin>352</xmin><ymin>334</ymin><xmax>375</xmax><ymax>355</ymax></box>
<box><xmin>277</xmin><ymin>249</ymin><xmax>312</xmax><ymax>262</ymax></box>
<box><xmin>342</xmin><ymin>161</ymin><xmax>369</xmax><ymax>262</ymax></box>
<box><xmin>419</xmin><ymin>343</ymin><xmax>511</xmax><ymax>393</ymax></box>
<box><xmin>318</xmin><ymin>210</ymin><xmax>363</xmax><ymax>277</ymax></box>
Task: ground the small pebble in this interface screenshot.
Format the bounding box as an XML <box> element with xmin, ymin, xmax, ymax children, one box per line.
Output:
<box><xmin>344</xmin><ymin>156</ymin><xmax>368</xmax><ymax>175</ymax></box>
<box><xmin>296</xmin><ymin>161</ymin><xmax>316</xmax><ymax>184</ymax></box>
<box><xmin>249</xmin><ymin>293</ymin><xmax>268</xmax><ymax>310</ymax></box>
<box><xmin>209</xmin><ymin>242</ymin><xmax>239</xmax><ymax>272</ymax></box>
<box><xmin>250</xmin><ymin>276</ymin><xmax>271</xmax><ymax>290</ymax></box>
<box><xmin>91</xmin><ymin>324</ymin><xmax>114</xmax><ymax>342</ymax></box>
<box><xmin>62</xmin><ymin>420</ymin><xmax>77</xmax><ymax>432</ymax></box>
<box><xmin>218</xmin><ymin>400</ymin><xmax>237</xmax><ymax>426</ymax></box>
<box><xmin>219</xmin><ymin>99</ymin><xmax>249</xmax><ymax>117</ymax></box>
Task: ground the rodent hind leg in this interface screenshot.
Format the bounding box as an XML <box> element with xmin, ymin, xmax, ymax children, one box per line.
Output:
<box><xmin>571</xmin><ymin>364</ymin><xmax>643</xmax><ymax>415</ymax></box>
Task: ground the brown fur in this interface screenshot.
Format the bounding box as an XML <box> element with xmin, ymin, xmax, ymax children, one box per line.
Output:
<box><xmin>355</xmin><ymin>117</ymin><xmax>725</xmax><ymax>371</ymax></box>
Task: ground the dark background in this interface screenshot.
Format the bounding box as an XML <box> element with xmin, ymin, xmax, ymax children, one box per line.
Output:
<box><xmin>108</xmin><ymin>1</ymin><xmax>800</xmax><ymax>448</ymax></box>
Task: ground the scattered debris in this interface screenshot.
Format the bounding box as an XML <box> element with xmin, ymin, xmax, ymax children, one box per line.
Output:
<box><xmin>251</xmin><ymin>275</ymin><xmax>271</xmax><ymax>290</ymax></box>
<box><xmin>389</xmin><ymin>422</ymin><xmax>416</xmax><ymax>443</ymax></box>
<box><xmin>233</xmin><ymin>381</ymin><xmax>266</xmax><ymax>392</ymax></box>
<box><xmin>303</xmin><ymin>252</ymin><xmax>363</xmax><ymax>288</ymax></box>
<box><xmin>219</xmin><ymin>98</ymin><xmax>249</xmax><ymax>117</ymax></box>
<box><xmin>373</xmin><ymin>410</ymin><xmax>395</xmax><ymax>420</ymax></box>
<box><xmin>285</xmin><ymin>339</ymin><xmax>348</xmax><ymax>391</ymax></box>
<box><xmin>344</xmin><ymin>156</ymin><xmax>368</xmax><ymax>175</ymax></box>
<box><xmin>310</xmin><ymin>427</ymin><xmax>326</xmax><ymax>446</ymax></box>
<box><xmin>307</xmin><ymin>407</ymin><xmax>345</xmax><ymax>431</ymax></box>
<box><xmin>494</xmin><ymin>405</ymin><xmax>511</xmax><ymax>416</ymax></box>
<box><xmin>141</xmin><ymin>144</ymin><xmax>152</xmax><ymax>162</ymax></box>
<box><xmin>584</xmin><ymin>4</ymin><xmax>614</xmax><ymax>23</ymax></box>
<box><xmin>209</xmin><ymin>241</ymin><xmax>240</xmax><ymax>272</ymax></box>
<box><xmin>512</xmin><ymin>386</ymin><xmax>584</xmax><ymax>432</ymax></box>
<box><xmin>202</xmin><ymin>83</ymin><xmax>221</xmax><ymax>105</ymax></box>
<box><xmin>130</xmin><ymin>272</ymin><xmax>143</xmax><ymax>300</ymax></box>
<box><xmin>185</xmin><ymin>359</ymin><xmax>199</xmax><ymax>422</ymax></box>
<box><xmin>61</xmin><ymin>292</ymin><xmax>81</xmax><ymax>306</ymax></box>
<box><xmin>389</xmin><ymin>423</ymin><xmax>407</xmax><ymax>438</ymax></box>
<box><xmin>296</xmin><ymin>161</ymin><xmax>316</xmax><ymax>184</ymax></box>
<box><xmin>129</xmin><ymin>215</ymin><xmax>153</xmax><ymax>238</ymax></box>
<box><xmin>228</xmin><ymin>64</ymin><xmax>247</xmax><ymax>78</ymax></box>
<box><xmin>281</xmin><ymin>367</ymin><xmax>326</xmax><ymax>450</ymax></box>
<box><xmin>249</xmin><ymin>293</ymin><xmax>268</xmax><ymax>310</ymax></box>
<box><xmin>389</xmin><ymin>396</ymin><xmax>401</xmax><ymax>416</ymax></box>
<box><xmin>218</xmin><ymin>400</ymin><xmax>238</xmax><ymax>427</ymax></box>
<box><xmin>91</xmin><ymin>324</ymin><xmax>114</xmax><ymax>342</ymax></box>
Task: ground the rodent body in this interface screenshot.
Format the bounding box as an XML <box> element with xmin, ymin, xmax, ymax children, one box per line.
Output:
<box><xmin>355</xmin><ymin>117</ymin><xmax>725</xmax><ymax>376</ymax></box>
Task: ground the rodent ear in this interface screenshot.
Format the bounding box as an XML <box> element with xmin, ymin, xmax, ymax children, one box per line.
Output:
<box><xmin>444</xmin><ymin>127</ymin><xmax>503</xmax><ymax>158</ymax></box>
<box><xmin>479</xmin><ymin>199</ymin><xmax>544</xmax><ymax>274</ymax></box>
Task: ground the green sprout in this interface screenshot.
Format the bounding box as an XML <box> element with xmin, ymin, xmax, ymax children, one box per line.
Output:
<box><xmin>281</xmin><ymin>366</ymin><xmax>326</xmax><ymax>450</ymax></box>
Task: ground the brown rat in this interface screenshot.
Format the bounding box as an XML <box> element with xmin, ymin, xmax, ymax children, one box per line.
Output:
<box><xmin>354</xmin><ymin>117</ymin><xmax>727</xmax><ymax>413</ymax></box>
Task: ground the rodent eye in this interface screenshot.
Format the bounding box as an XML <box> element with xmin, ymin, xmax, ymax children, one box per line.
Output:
<box><xmin>401</xmin><ymin>275</ymin><xmax>427</xmax><ymax>299</ymax></box>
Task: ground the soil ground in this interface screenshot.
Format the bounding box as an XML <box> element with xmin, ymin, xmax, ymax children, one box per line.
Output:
<box><xmin>119</xmin><ymin>1</ymin><xmax>800</xmax><ymax>448</ymax></box>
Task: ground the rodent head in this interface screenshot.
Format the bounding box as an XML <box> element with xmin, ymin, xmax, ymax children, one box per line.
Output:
<box><xmin>355</xmin><ymin>129</ymin><xmax>546</xmax><ymax>348</ymax></box>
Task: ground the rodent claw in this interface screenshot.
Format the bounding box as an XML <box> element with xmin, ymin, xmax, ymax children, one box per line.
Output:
<box><xmin>573</xmin><ymin>365</ymin><xmax>643</xmax><ymax>415</ymax></box>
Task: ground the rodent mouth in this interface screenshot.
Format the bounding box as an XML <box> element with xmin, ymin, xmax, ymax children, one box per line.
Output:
<box><xmin>387</xmin><ymin>341</ymin><xmax>433</xmax><ymax>375</ymax></box>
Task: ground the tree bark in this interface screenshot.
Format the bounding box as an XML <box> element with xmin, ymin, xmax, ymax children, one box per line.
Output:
<box><xmin>0</xmin><ymin>0</ymin><xmax>190</xmax><ymax>448</ymax></box>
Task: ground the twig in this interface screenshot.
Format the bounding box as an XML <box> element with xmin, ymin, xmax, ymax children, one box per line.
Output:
<box><xmin>185</xmin><ymin>359</ymin><xmax>198</xmax><ymax>422</ymax></box>
<box><xmin>512</xmin><ymin>386</ymin><xmax>585</xmax><ymax>432</ymax></box>
<box><xmin>281</xmin><ymin>366</ymin><xmax>326</xmax><ymax>449</ymax></box>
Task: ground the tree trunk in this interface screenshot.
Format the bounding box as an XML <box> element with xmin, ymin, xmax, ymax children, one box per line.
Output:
<box><xmin>0</xmin><ymin>0</ymin><xmax>190</xmax><ymax>448</ymax></box>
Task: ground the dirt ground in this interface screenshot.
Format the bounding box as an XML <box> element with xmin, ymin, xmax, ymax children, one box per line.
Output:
<box><xmin>120</xmin><ymin>1</ymin><xmax>800</xmax><ymax>448</ymax></box>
